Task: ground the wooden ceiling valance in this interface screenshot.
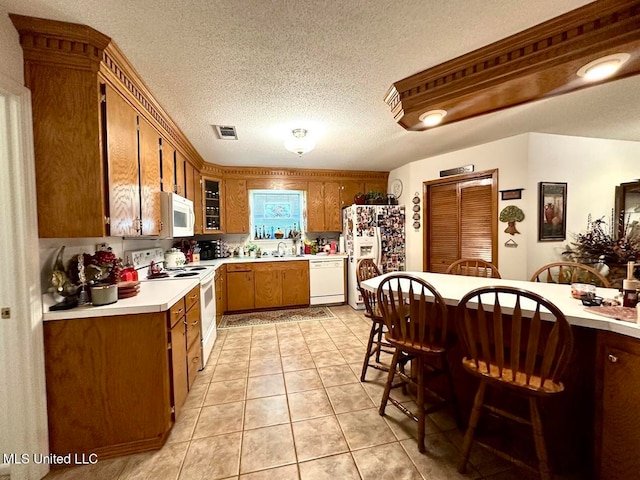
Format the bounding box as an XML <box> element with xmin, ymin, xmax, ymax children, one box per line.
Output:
<box><xmin>386</xmin><ymin>0</ymin><xmax>640</xmax><ymax>131</ymax></box>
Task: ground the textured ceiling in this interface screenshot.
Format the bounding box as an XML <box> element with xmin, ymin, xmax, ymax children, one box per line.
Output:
<box><xmin>3</xmin><ymin>0</ymin><xmax>639</xmax><ymax>172</ymax></box>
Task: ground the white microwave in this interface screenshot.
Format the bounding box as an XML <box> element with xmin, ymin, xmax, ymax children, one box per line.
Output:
<box><xmin>160</xmin><ymin>192</ymin><xmax>194</xmax><ymax>238</ymax></box>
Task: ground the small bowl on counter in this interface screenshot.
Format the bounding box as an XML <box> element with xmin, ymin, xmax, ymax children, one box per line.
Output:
<box><xmin>90</xmin><ymin>283</ymin><xmax>118</xmax><ymax>306</ymax></box>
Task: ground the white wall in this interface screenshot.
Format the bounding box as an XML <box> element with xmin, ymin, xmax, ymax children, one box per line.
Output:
<box><xmin>0</xmin><ymin>10</ymin><xmax>23</xmax><ymax>85</ymax></box>
<box><xmin>391</xmin><ymin>132</ymin><xmax>640</xmax><ymax>281</ymax></box>
<box><xmin>391</xmin><ymin>134</ymin><xmax>530</xmax><ymax>279</ymax></box>
<box><xmin>526</xmin><ymin>133</ymin><xmax>640</xmax><ymax>278</ymax></box>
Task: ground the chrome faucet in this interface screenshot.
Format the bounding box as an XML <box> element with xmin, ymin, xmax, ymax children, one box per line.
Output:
<box><xmin>277</xmin><ymin>241</ymin><xmax>286</xmax><ymax>257</ymax></box>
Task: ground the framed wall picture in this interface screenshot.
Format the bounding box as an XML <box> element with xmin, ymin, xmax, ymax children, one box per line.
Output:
<box><xmin>538</xmin><ymin>182</ymin><xmax>567</xmax><ymax>241</ymax></box>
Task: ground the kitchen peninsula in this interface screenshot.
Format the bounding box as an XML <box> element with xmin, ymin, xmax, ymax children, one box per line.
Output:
<box><xmin>361</xmin><ymin>272</ymin><xmax>640</xmax><ymax>479</ymax></box>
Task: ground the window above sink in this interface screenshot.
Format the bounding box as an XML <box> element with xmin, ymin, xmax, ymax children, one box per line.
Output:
<box><xmin>249</xmin><ymin>189</ymin><xmax>305</xmax><ymax>241</ymax></box>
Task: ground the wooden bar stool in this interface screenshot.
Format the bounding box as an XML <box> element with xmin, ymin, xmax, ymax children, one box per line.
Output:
<box><xmin>446</xmin><ymin>258</ymin><xmax>502</xmax><ymax>278</ymax></box>
<box><xmin>377</xmin><ymin>273</ymin><xmax>461</xmax><ymax>453</ymax></box>
<box><xmin>530</xmin><ymin>261</ymin><xmax>611</xmax><ymax>287</ymax></box>
<box><xmin>356</xmin><ymin>259</ymin><xmax>395</xmax><ymax>382</ymax></box>
<box><xmin>456</xmin><ymin>286</ymin><xmax>574</xmax><ymax>480</ymax></box>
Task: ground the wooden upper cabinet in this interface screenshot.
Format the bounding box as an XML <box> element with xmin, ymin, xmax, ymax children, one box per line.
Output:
<box><xmin>184</xmin><ymin>160</ymin><xmax>195</xmax><ymax>203</ymax></box>
<box><xmin>11</xmin><ymin>15</ymin><xmax>206</xmax><ymax>238</ymax></box>
<box><xmin>340</xmin><ymin>180</ymin><xmax>364</xmax><ymax>208</ymax></box>
<box><xmin>138</xmin><ymin>117</ymin><xmax>162</xmax><ymax>235</ymax></box>
<box><xmin>225</xmin><ymin>179</ymin><xmax>249</xmax><ymax>234</ymax></box>
<box><xmin>307</xmin><ymin>182</ymin><xmax>325</xmax><ymax>232</ymax></box>
<box><xmin>324</xmin><ymin>182</ymin><xmax>341</xmax><ymax>231</ymax></box>
<box><xmin>175</xmin><ymin>152</ymin><xmax>186</xmax><ymax>197</ymax></box>
<box><xmin>160</xmin><ymin>138</ymin><xmax>175</xmax><ymax>193</ymax></box>
<box><xmin>103</xmin><ymin>83</ymin><xmax>139</xmax><ymax>237</ymax></box>
<box><xmin>203</xmin><ymin>177</ymin><xmax>223</xmax><ymax>232</ymax></box>
<box><xmin>307</xmin><ymin>181</ymin><xmax>341</xmax><ymax>232</ymax></box>
<box><xmin>182</xmin><ymin>159</ymin><xmax>202</xmax><ymax>233</ymax></box>
<box><xmin>193</xmin><ymin>170</ymin><xmax>203</xmax><ymax>234</ymax></box>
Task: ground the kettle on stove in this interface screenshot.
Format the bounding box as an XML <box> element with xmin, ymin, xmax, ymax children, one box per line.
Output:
<box><xmin>164</xmin><ymin>248</ymin><xmax>186</xmax><ymax>268</ymax></box>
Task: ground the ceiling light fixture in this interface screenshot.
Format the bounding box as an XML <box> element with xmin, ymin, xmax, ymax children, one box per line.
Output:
<box><xmin>419</xmin><ymin>109</ymin><xmax>447</xmax><ymax>127</ymax></box>
<box><xmin>577</xmin><ymin>53</ymin><xmax>631</xmax><ymax>81</ymax></box>
<box><xmin>284</xmin><ymin>128</ymin><xmax>315</xmax><ymax>156</ymax></box>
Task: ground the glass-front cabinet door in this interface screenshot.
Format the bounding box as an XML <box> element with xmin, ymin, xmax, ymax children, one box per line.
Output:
<box><xmin>203</xmin><ymin>177</ymin><xmax>222</xmax><ymax>232</ymax></box>
<box><xmin>615</xmin><ymin>180</ymin><xmax>640</xmax><ymax>240</ymax></box>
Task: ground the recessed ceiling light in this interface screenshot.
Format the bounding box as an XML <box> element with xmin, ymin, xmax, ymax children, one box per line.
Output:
<box><xmin>419</xmin><ymin>109</ymin><xmax>447</xmax><ymax>127</ymax></box>
<box><xmin>577</xmin><ymin>53</ymin><xmax>630</xmax><ymax>82</ymax></box>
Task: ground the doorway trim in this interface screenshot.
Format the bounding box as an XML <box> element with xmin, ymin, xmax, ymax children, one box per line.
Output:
<box><xmin>422</xmin><ymin>169</ymin><xmax>499</xmax><ymax>272</ymax></box>
<box><xmin>0</xmin><ymin>71</ymin><xmax>49</xmax><ymax>480</ymax></box>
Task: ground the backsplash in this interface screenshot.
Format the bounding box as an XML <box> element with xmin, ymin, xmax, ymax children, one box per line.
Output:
<box><xmin>39</xmin><ymin>231</ymin><xmax>345</xmax><ymax>293</ymax></box>
<box><xmin>39</xmin><ymin>237</ymin><xmax>173</xmax><ymax>294</ymax></box>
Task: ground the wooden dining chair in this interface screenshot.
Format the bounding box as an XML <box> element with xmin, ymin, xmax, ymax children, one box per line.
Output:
<box><xmin>456</xmin><ymin>286</ymin><xmax>574</xmax><ymax>480</ymax></box>
<box><xmin>446</xmin><ymin>258</ymin><xmax>502</xmax><ymax>279</ymax></box>
<box><xmin>530</xmin><ymin>261</ymin><xmax>611</xmax><ymax>287</ymax></box>
<box><xmin>377</xmin><ymin>273</ymin><xmax>460</xmax><ymax>453</ymax></box>
<box><xmin>356</xmin><ymin>259</ymin><xmax>394</xmax><ymax>382</ymax></box>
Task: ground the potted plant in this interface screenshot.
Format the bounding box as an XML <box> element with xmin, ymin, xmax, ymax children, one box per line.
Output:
<box><xmin>365</xmin><ymin>190</ymin><xmax>386</xmax><ymax>205</ymax></box>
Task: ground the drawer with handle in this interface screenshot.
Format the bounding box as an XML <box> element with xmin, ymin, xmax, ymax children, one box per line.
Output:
<box><xmin>185</xmin><ymin>285</ymin><xmax>200</xmax><ymax>312</ymax></box>
<box><xmin>185</xmin><ymin>301</ymin><xmax>201</xmax><ymax>349</ymax></box>
<box><xmin>169</xmin><ymin>298</ymin><xmax>186</xmax><ymax>327</ymax></box>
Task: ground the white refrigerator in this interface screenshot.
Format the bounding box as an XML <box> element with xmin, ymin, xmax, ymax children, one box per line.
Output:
<box><xmin>342</xmin><ymin>204</ymin><xmax>406</xmax><ymax>309</ymax></box>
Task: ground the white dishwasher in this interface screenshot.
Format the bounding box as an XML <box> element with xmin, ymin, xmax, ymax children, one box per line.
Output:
<box><xmin>309</xmin><ymin>257</ymin><xmax>346</xmax><ymax>305</ymax></box>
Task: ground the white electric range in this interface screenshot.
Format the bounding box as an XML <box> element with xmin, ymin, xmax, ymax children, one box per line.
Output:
<box><xmin>128</xmin><ymin>248</ymin><xmax>217</xmax><ymax>369</ymax></box>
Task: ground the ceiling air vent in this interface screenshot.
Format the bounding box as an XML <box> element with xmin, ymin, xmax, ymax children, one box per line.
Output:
<box><xmin>213</xmin><ymin>125</ymin><xmax>238</xmax><ymax>140</ymax></box>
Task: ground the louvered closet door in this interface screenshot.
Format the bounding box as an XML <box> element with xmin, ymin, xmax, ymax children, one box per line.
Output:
<box><xmin>426</xmin><ymin>171</ymin><xmax>497</xmax><ymax>273</ymax></box>
<box><xmin>460</xmin><ymin>178</ymin><xmax>493</xmax><ymax>261</ymax></box>
<box><xmin>429</xmin><ymin>182</ymin><xmax>459</xmax><ymax>273</ymax></box>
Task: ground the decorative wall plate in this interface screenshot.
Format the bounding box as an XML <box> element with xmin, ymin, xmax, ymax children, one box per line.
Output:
<box><xmin>413</xmin><ymin>221</ymin><xmax>421</xmax><ymax>229</ymax></box>
<box><xmin>412</xmin><ymin>204</ymin><xmax>420</xmax><ymax>212</ymax></box>
<box><xmin>391</xmin><ymin>179</ymin><xmax>403</xmax><ymax>198</ymax></box>
<box><xmin>412</xmin><ymin>195</ymin><xmax>420</xmax><ymax>204</ymax></box>
<box><xmin>412</xmin><ymin>213</ymin><xmax>420</xmax><ymax>220</ymax></box>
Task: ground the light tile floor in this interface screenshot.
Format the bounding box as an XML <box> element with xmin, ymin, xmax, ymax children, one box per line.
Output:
<box><xmin>42</xmin><ymin>305</ymin><xmax>578</xmax><ymax>480</ymax></box>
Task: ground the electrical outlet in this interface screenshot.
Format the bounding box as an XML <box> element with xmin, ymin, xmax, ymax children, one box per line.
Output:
<box><xmin>1</xmin><ymin>308</ymin><xmax>10</xmax><ymax>319</ymax></box>
<box><xmin>95</xmin><ymin>243</ymin><xmax>110</xmax><ymax>252</ymax></box>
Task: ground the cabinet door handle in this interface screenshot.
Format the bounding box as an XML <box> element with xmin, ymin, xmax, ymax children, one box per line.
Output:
<box><xmin>191</xmin><ymin>319</ymin><xmax>199</xmax><ymax>326</ymax></box>
<box><xmin>189</xmin><ymin>294</ymin><xmax>198</xmax><ymax>300</ymax></box>
<box><xmin>608</xmin><ymin>354</ymin><xmax>618</xmax><ymax>363</ymax></box>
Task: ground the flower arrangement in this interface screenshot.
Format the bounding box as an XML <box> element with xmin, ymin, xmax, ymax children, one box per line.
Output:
<box><xmin>563</xmin><ymin>215</ymin><xmax>640</xmax><ymax>265</ymax></box>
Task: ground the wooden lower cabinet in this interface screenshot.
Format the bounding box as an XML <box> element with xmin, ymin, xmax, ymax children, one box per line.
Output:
<box><xmin>169</xmin><ymin>314</ymin><xmax>188</xmax><ymax>419</ymax></box>
<box><xmin>172</xmin><ymin>285</ymin><xmax>201</xmax><ymax>420</ymax></box>
<box><xmin>596</xmin><ymin>331</ymin><xmax>640</xmax><ymax>479</ymax></box>
<box><xmin>281</xmin><ymin>261</ymin><xmax>311</xmax><ymax>305</ymax></box>
<box><xmin>226</xmin><ymin>263</ymin><xmax>255</xmax><ymax>311</ymax></box>
<box><xmin>228</xmin><ymin>261</ymin><xmax>310</xmax><ymax>312</ymax></box>
<box><xmin>42</xmin><ymin>285</ymin><xmax>201</xmax><ymax>461</ymax></box>
<box><xmin>43</xmin><ymin>312</ymin><xmax>172</xmax><ymax>459</ymax></box>
<box><xmin>254</xmin><ymin>267</ymin><xmax>282</xmax><ymax>308</ymax></box>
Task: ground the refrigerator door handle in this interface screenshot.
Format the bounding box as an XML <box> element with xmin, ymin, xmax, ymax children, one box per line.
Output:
<box><xmin>374</xmin><ymin>227</ymin><xmax>382</xmax><ymax>268</ymax></box>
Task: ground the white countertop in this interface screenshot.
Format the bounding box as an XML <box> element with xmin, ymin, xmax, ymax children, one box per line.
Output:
<box><xmin>361</xmin><ymin>271</ymin><xmax>640</xmax><ymax>340</ymax></box>
<box><xmin>42</xmin><ymin>255</ymin><xmax>347</xmax><ymax>321</ymax></box>
<box><xmin>43</xmin><ymin>278</ymin><xmax>199</xmax><ymax>321</ymax></box>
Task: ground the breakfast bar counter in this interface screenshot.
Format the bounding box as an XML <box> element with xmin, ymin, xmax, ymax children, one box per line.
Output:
<box><xmin>361</xmin><ymin>271</ymin><xmax>640</xmax><ymax>339</ymax></box>
<box><xmin>361</xmin><ymin>271</ymin><xmax>640</xmax><ymax>479</ymax></box>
